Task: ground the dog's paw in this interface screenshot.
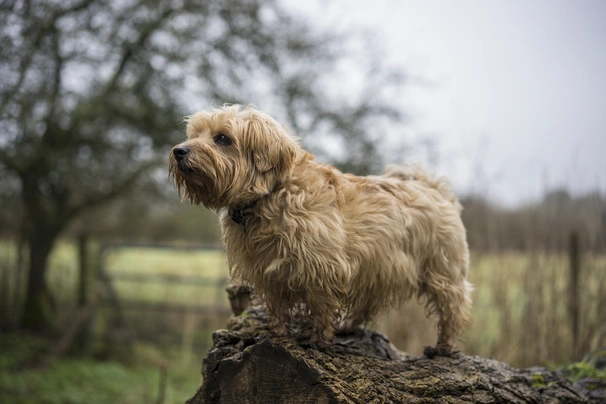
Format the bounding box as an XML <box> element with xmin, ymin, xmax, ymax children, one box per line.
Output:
<box><xmin>266</xmin><ymin>330</ymin><xmax>289</xmax><ymax>340</ymax></box>
<box><xmin>336</xmin><ymin>325</ymin><xmax>360</xmax><ymax>336</ymax></box>
<box><xmin>423</xmin><ymin>344</ymin><xmax>459</xmax><ymax>358</ymax></box>
<box><xmin>306</xmin><ymin>333</ymin><xmax>332</xmax><ymax>351</ymax></box>
<box><xmin>266</xmin><ymin>323</ymin><xmax>289</xmax><ymax>338</ymax></box>
<box><xmin>308</xmin><ymin>339</ymin><xmax>330</xmax><ymax>351</ymax></box>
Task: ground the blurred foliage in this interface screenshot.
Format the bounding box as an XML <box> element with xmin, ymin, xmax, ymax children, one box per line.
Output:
<box><xmin>461</xmin><ymin>189</ymin><xmax>606</xmax><ymax>253</ymax></box>
<box><xmin>560</xmin><ymin>360</ymin><xmax>606</xmax><ymax>383</ymax></box>
<box><xmin>65</xmin><ymin>196</ymin><xmax>223</xmax><ymax>244</ymax></box>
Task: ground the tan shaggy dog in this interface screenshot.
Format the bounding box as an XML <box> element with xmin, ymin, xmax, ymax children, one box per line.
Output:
<box><xmin>169</xmin><ymin>104</ymin><xmax>473</xmax><ymax>355</ymax></box>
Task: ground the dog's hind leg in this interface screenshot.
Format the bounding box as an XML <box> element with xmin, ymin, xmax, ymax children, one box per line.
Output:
<box><xmin>421</xmin><ymin>259</ymin><xmax>473</xmax><ymax>357</ymax></box>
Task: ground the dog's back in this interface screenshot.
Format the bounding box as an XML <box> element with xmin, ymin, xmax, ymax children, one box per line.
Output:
<box><xmin>383</xmin><ymin>163</ymin><xmax>462</xmax><ymax>213</ymax></box>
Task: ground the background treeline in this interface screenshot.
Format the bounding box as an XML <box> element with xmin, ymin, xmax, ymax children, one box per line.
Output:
<box><xmin>3</xmin><ymin>184</ymin><xmax>604</xmax><ymax>253</ymax></box>
<box><xmin>461</xmin><ymin>190</ymin><xmax>606</xmax><ymax>253</ymax></box>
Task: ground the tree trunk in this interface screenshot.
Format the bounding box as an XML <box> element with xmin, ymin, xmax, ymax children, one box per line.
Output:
<box><xmin>21</xmin><ymin>229</ymin><xmax>56</xmax><ymax>333</ymax></box>
<box><xmin>188</xmin><ymin>286</ymin><xmax>604</xmax><ymax>404</ymax></box>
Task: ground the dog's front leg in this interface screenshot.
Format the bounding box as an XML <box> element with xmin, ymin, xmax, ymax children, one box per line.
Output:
<box><xmin>267</xmin><ymin>309</ymin><xmax>290</xmax><ymax>338</ymax></box>
<box><xmin>304</xmin><ymin>290</ymin><xmax>343</xmax><ymax>348</ymax></box>
<box><xmin>265</xmin><ymin>295</ymin><xmax>292</xmax><ymax>338</ymax></box>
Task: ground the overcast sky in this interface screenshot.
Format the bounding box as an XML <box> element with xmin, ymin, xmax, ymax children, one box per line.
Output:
<box><xmin>287</xmin><ymin>0</ymin><xmax>606</xmax><ymax>207</ymax></box>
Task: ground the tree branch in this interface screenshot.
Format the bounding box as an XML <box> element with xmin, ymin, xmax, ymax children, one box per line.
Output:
<box><xmin>0</xmin><ymin>147</ymin><xmax>21</xmax><ymax>174</ymax></box>
<box><xmin>102</xmin><ymin>4</ymin><xmax>176</xmax><ymax>97</ymax></box>
<box><xmin>0</xmin><ymin>0</ymin><xmax>95</xmax><ymax>115</ymax></box>
<box><xmin>66</xmin><ymin>160</ymin><xmax>158</xmax><ymax>219</ymax></box>
<box><xmin>45</xmin><ymin>21</ymin><xmax>63</xmax><ymax>126</ymax></box>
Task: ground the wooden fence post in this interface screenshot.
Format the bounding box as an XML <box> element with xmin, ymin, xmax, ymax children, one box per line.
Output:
<box><xmin>0</xmin><ymin>253</ymin><xmax>9</xmax><ymax>329</ymax></box>
<box><xmin>568</xmin><ymin>231</ymin><xmax>581</xmax><ymax>361</ymax></box>
<box><xmin>156</xmin><ymin>364</ymin><xmax>168</xmax><ymax>404</ymax></box>
<box><xmin>77</xmin><ymin>234</ymin><xmax>90</xmax><ymax>353</ymax></box>
<box><xmin>78</xmin><ymin>235</ymin><xmax>89</xmax><ymax>309</ymax></box>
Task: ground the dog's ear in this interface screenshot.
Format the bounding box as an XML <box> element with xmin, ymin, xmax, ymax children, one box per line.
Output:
<box><xmin>247</xmin><ymin>115</ymin><xmax>298</xmax><ymax>174</ymax></box>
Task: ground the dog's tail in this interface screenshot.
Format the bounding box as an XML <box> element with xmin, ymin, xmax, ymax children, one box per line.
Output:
<box><xmin>384</xmin><ymin>163</ymin><xmax>462</xmax><ymax>212</ymax></box>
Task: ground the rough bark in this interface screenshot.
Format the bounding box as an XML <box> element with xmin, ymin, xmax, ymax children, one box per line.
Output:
<box><xmin>188</xmin><ymin>287</ymin><xmax>603</xmax><ymax>403</ymax></box>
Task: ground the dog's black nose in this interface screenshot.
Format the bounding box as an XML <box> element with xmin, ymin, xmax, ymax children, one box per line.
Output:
<box><xmin>173</xmin><ymin>146</ymin><xmax>190</xmax><ymax>161</ymax></box>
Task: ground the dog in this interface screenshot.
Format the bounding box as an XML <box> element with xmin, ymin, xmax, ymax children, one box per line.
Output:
<box><xmin>169</xmin><ymin>104</ymin><xmax>472</xmax><ymax>355</ymax></box>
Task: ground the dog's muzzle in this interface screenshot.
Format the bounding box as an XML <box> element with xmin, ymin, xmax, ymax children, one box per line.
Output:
<box><xmin>172</xmin><ymin>145</ymin><xmax>194</xmax><ymax>173</ymax></box>
<box><xmin>173</xmin><ymin>145</ymin><xmax>190</xmax><ymax>161</ymax></box>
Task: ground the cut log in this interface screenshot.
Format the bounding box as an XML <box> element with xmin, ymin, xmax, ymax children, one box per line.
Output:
<box><xmin>188</xmin><ymin>287</ymin><xmax>603</xmax><ymax>403</ymax></box>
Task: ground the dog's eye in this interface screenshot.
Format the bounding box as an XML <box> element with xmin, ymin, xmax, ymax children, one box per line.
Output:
<box><xmin>213</xmin><ymin>133</ymin><xmax>232</xmax><ymax>146</ymax></box>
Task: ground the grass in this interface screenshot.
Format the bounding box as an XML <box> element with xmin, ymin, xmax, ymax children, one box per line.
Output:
<box><xmin>469</xmin><ymin>250</ymin><xmax>606</xmax><ymax>367</ymax></box>
<box><xmin>559</xmin><ymin>360</ymin><xmax>606</xmax><ymax>383</ymax></box>
<box><xmin>105</xmin><ymin>246</ymin><xmax>229</xmax><ymax>306</ymax></box>
<box><xmin>378</xmin><ymin>250</ymin><xmax>606</xmax><ymax>367</ymax></box>
<box><xmin>0</xmin><ymin>334</ymin><xmax>201</xmax><ymax>404</ymax></box>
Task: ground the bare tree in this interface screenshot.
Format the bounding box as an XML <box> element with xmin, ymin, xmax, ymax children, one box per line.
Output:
<box><xmin>0</xmin><ymin>0</ymin><xmax>403</xmax><ymax>332</ymax></box>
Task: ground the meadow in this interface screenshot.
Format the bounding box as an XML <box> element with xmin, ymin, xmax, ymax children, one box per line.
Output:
<box><xmin>380</xmin><ymin>250</ymin><xmax>606</xmax><ymax>367</ymax></box>
<box><xmin>1</xmin><ymin>241</ymin><xmax>605</xmax><ymax>402</ymax></box>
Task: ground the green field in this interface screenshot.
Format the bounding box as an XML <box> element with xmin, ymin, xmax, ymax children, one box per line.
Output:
<box><xmin>0</xmin><ymin>242</ymin><xmax>230</xmax><ymax>320</ymax></box>
<box><xmin>105</xmin><ymin>245</ymin><xmax>229</xmax><ymax>306</ymax></box>
<box><xmin>1</xmin><ymin>241</ymin><xmax>605</xmax><ymax>402</ymax></box>
<box><xmin>0</xmin><ymin>333</ymin><xmax>201</xmax><ymax>404</ymax></box>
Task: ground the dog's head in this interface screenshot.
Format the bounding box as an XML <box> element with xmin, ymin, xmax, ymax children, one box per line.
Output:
<box><xmin>169</xmin><ymin>105</ymin><xmax>300</xmax><ymax>209</ymax></box>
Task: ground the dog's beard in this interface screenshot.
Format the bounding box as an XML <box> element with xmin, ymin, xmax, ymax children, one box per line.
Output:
<box><xmin>169</xmin><ymin>151</ymin><xmax>248</xmax><ymax>210</ymax></box>
<box><xmin>168</xmin><ymin>144</ymin><xmax>280</xmax><ymax>210</ymax></box>
<box><xmin>169</xmin><ymin>156</ymin><xmax>222</xmax><ymax>208</ymax></box>
<box><xmin>176</xmin><ymin>159</ymin><xmax>194</xmax><ymax>174</ymax></box>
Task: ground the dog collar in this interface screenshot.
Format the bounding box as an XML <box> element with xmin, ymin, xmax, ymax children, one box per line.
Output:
<box><xmin>230</xmin><ymin>200</ymin><xmax>258</xmax><ymax>232</ymax></box>
<box><xmin>230</xmin><ymin>182</ymin><xmax>281</xmax><ymax>232</ymax></box>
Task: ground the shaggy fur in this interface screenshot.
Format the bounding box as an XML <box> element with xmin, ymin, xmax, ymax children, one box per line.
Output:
<box><xmin>169</xmin><ymin>104</ymin><xmax>472</xmax><ymax>353</ymax></box>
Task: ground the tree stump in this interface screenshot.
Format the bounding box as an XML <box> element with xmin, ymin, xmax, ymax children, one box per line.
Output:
<box><xmin>188</xmin><ymin>286</ymin><xmax>603</xmax><ymax>403</ymax></box>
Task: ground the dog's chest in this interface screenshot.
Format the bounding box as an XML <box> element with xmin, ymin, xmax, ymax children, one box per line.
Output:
<box><xmin>221</xmin><ymin>213</ymin><xmax>282</xmax><ymax>265</ymax></box>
